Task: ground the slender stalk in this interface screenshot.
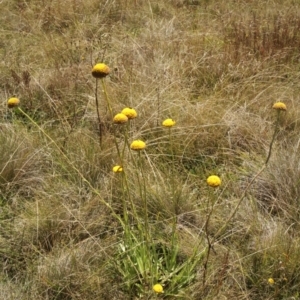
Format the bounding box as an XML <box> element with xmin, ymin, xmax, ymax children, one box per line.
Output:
<box><xmin>122</xmin><ymin>122</ymin><xmax>130</xmax><ymax>159</ymax></box>
<box><xmin>202</xmin><ymin>109</ymin><xmax>286</xmax><ymax>287</ymax></box>
<box><xmin>100</xmin><ymin>78</ymin><xmax>123</xmax><ymax>162</ymax></box>
<box><xmin>168</xmin><ymin>126</ymin><xmax>178</xmax><ymax>237</ymax></box>
<box><xmin>265</xmin><ymin>110</ymin><xmax>280</xmax><ymax>165</ymax></box>
<box><xmin>122</xmin><ymin>170</ymin><xmax>139</xmax><ymax>225</ymax></box>
<box><xmin>118</xmin><ymin>124</ymin><xmax>142</xmax><ymax>229</ymax></box>
<box><xmin>212</xmin><ymin>110</ymin><xmax>283</xmax><ymax>243</ymax></box>
<box><xmin>138</xmin><ymin>151</ymin><xmax>149</xmax><ymax>237</ymax></box>
<box><xmin>169</xmin><ymin>127</ymin><xmax>175</xmax><ymax>199</ymax></box>
<box><xmin>95</xmin><ymin>78</ymin><xmax>103</xmax><ymax>147</ymax></box>
<box><xmin>127</xmin><ymin>147</ymin><xmax>150</xmax><ymax>244</ymax></box>
<box><xmin>202</xmin><ymin>242</ymin><xmax>212</xmax><ymax>286</ymax></box>
<box><xmin>101</xmin><ymin>78</ymin><xmax>113</xmax><ymax>118</ymax></box>
<box><xmin>213</xmin><ymin>164</ymin><xmax>266</xmax><ymax>244</ymax></box>
<box><xmin>202</xmin><ymin>189</ymin><xmax>218</xmax><ymax>285</ymax></box>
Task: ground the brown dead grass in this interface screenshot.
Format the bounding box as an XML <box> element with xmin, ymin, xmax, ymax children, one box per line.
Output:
<box><xmin>1</xmin><ymin>0</ymin><xmax>300</xmax><ymax>299</ymax></box>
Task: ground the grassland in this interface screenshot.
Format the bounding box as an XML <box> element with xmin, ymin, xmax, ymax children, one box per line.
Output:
<box><xmin>1</xmin><ymin>0</ymin><xmax>300</xmax><ymax>299</ymax></box>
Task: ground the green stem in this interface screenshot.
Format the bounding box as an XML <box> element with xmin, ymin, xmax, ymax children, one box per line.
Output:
<box><xmin>112</xmin><ymin>125</ymin><xmax>123</xmax><ymax>165</ymax></box>
<box><xmin>101</xmin><ymin>78</ymin><xmax>113</xmax><ymax>118</ymax></box>
<box><xmin>120</xmin><ymin>173</ymin><xmax>129</xmax><ymax>226</ymax></box>
<box><xmin>95</xmin><ymin>78</ymin><xmax>103</xmax><ymax>147</ymax></box>
<box><xmin>122</xmin><ymin>170</ymin><xmax>139</xmax><ymax>223</ymax></box>
<box><xmin>138</xmin><ymin>151</ymin><xmax>149</xmax><ymax>237</ymax></box>
<box><xmin>122</xmin><ymin>122</ymin><xmax>130</xmax><ymax>160</ymax></box>
<box><xmin>100</xmin><ymin>78</ymin><xmax>123</xmax><ymax>164</ymax></box>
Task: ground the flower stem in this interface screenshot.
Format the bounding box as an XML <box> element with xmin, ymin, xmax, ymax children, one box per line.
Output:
<box><xmin>212</xmin><ymin>109</ymin><xmax>284</xmax><ymax>243</ymax></box>
<box><xmin>95</xmin><ymin>78</ymin><xmax>103</xmax><ymax>147</ymax></box>
<box><xmin>101</xmin><ymin>78</ymin><xmax>113</xmax><ymax>118</ymax></box>
<box><xmin>169</xmin><ymin>127</ymin><xmax>175</xmax><ymax>196</ymax></box>
<box><xmin>265</xmin><ymin>110</ymin><xmax>281</xmax><ymax>165</ymax></box>
<box><xmin>202</xmin><ymin>189</ymin><xmax>218</xmax><ymax>285</ymax></box>
<box><xmin>138</xmin><ymin>151</ymin><xmax>149</xmax><ymax>236</ymax></box>
<box><xmin>212</xmin><ymin>164</ymin><xmax>265</xmax><ymax>243</ymax></box>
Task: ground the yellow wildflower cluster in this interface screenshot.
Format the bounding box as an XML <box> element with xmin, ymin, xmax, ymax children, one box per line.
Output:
<box><xmin>206</xmin><ymin>175</ymin><xmax>221</xmax><ymax>187</ymax></box>
<box><xmin>113</xmin><ymin>108</ymin><xmax>137</xmax><ymax>124</ymax></box>
<box><xmin>113</xmin><ymin>113</ymin><xmax>128</xmax><ymax>124</ymax></box>
<box><xmin>162</xmin><ymin>118</ymin><xmax>176</xmax><ymax>127</ymax></box>
<box><xmin>272</xmin><ymin>102</ymin><xmax>287</xmax><ymax>111</ymax></box>
<box><xmin>7</xmin><ymin>97</ymin><xmax>20</xmax><ymax>108</ymax></box>
<box><xmin>121</xmin><ymin>107</ymin><xmax>137</xmax><ymax>119</ymax></box>
<box><xmin>130</xmin><ymin>140</ymin><xmax>146</xmax><ymax>151</ymax></box>
<box><xmin>92</xmin><ymin>63</ymin><xmax>110</xmax><ymax>78</ymax></box>
<box><xmin>268</xmin><ymin>278</ymin><xmax>275</xmax><ymax>285</ymax></box>
<box><xmin>113</xmin><ymin>165</ymin><xmax>123</xmax><ymax>173</ymax></box>
<box><xmin>153</xmin><ymin>283</ymin><xmax>164</xmax><ymax>293</ymax></box>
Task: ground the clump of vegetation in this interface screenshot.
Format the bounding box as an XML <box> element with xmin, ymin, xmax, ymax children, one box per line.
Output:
<box><xmin>1</xmin><ymin>1</ymin><xmax>300</xmax><ymax>299</ymax></box>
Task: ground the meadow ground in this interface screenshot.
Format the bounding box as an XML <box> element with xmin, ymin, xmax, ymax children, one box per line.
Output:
<box><xmin>1</xmin><ymin>0</ymin><xmax>300</xmax><ymax>299</ymax></box>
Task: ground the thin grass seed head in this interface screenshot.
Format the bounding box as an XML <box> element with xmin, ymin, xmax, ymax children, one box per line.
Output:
<box><xmin>153</xmin><ymin>284</ymin><xmax>164</xmax><ymax>293</ymax></box>
<box><xmin>162</xmin><ymin>118</ymin><xmax>176</xmax><ymax>127</ymax></box>
<box><xmin>272</xmin><ymin>102</ymin><xmax>287</xmax><ymax>111</ymax></box>
<box><xmin>206</xmin><ymin>175</ymin><xmax>221</xmax><ymax>187</ymax></box>
<box><xmin>92</xmin><ymin>63</ymin><xmax>110</xmax><ymax>78</ymax></box>
<box><xmin>7</xmin><ymin>97</ymin><xmax>20</xmax><ymax>108</ymax></box>
<box><xmin>130</xmin><ymin>140</ymin><xmax>146</xmax><ymax>151</ymax></box>
<box><xmin>113</xmin><ymin>113</ymin><xmax>128</xmax><ymax>124</ymax></box>
<box><xmin>121</xmin><ymin>107</ymin><xmax>137</xmax><ymax>119</ymax></box>
<box><xmin>113</xmin><ymin>165</ymin><xmax>123</xmax><ymax>173</ymax></box>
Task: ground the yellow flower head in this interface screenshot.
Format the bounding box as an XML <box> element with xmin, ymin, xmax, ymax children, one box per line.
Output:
<box><xmin>268</xmin><ymin>278</ymin><xmax>275</xmax><ymax>285</ymax></box>
<box><xmin>272</xmin><ymin>102</ymin><xmax>287</xmax><ymax>111</ymax></box>
<box><xmin>153</xmin><ymin>283</ymin><xmax>164</xmax><ymax>294</ymax></box>
<box><xmin>121</xmin><ymin>107</ymin><xmax>137</xmax><ymax>119</ymax></box>
<box><xmin>206</xmin><ymin>175</ymin><xmax>221</xmax><ymax>187</ymax></box>
<box><xmin>162</xmin><ymin>118</ymin><xmax>176</xmax><ymax>127</ymax></box>
<box><xmin>130</xmin><ymin>140</ymin><xmax>146</xmax><ymax>151</ymax></box>
<box><xmin>92</xmin><ymin>63</ymin><xmax>110</xmax><ymax>78</ymax></box>
<box><xmin>113</xmin><ymin>113</ymin><xmax>128</xmax><ymax>124</ymax></box>
<box><xmin>7</xmin><ymin>97</ymin><xmax>20</xmax><ymax>108</ymax></box>
<box><xmin>113</xmin><ymin>165</ymin><xmax>123</xmax><ymax>173</ymax></box>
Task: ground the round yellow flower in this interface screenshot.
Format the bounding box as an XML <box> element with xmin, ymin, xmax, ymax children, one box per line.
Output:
<box><xmin>113</xmin><ymin>165</ymin><xmax>123</xmax><ymax>173</ymax></box>
<box><xmin>7</xmin><ymin>97</ymin><xmax>20</xmax><ymax>108</ymax></box>
<box><xmin>130</xmin><ymin>140</ymin><xmax>146</xmax><ymax>151</ymax></box>
<box><xmin>92</xmin><ymin>63</ymin><xmax>110</xmax><ymax>78</ymax></box>
<box><xmin>268</xmin><ymin>278</ymin><xmax>275</xmax><ymax>285</ymax></box>
<box><xmin>206</xmin><ymin>175</ymin><xmax>221</xmax><ymax>187</ymax></box>
<box><xmin>113</xmin><ymin>113</ymin><xmax>128</xmax><ymax>124</ymax></box>
<box><xmin>272</xmin><ymin>102</ymin><xmax>287</xmax><ymax>111</ymax></box>
<box><xmin>162</xmin><ymin>118</ymin><xmax>176</xmax><ymax>127</ymax></box>
<box><xmin>121</xmin><ymin>107</ymin><xmax>137</xmax><ymax>119</ymax></box>
<box><xmin>153</xmin><ymin>283</ymin><xmax>164</xmax><ymax>293</ymax></box>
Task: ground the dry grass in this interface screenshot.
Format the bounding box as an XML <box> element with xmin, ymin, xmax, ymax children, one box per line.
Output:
<box><xmin>1</xmin><ymin>0</ymin><xmax>300</xmax><ymax>299</ymax></box>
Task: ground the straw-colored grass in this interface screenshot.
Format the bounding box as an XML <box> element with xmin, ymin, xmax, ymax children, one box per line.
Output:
<box><xmin>1</xmin><ymin>0</ymin><xmax>300</xmax><ymax>299</ymax></box>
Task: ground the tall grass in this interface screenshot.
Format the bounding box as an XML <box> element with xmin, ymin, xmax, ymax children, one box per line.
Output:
<box><xmin>1</xmin><ymin>0</ymin><xmax>300</xmax><ymax>299</ymax></box>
